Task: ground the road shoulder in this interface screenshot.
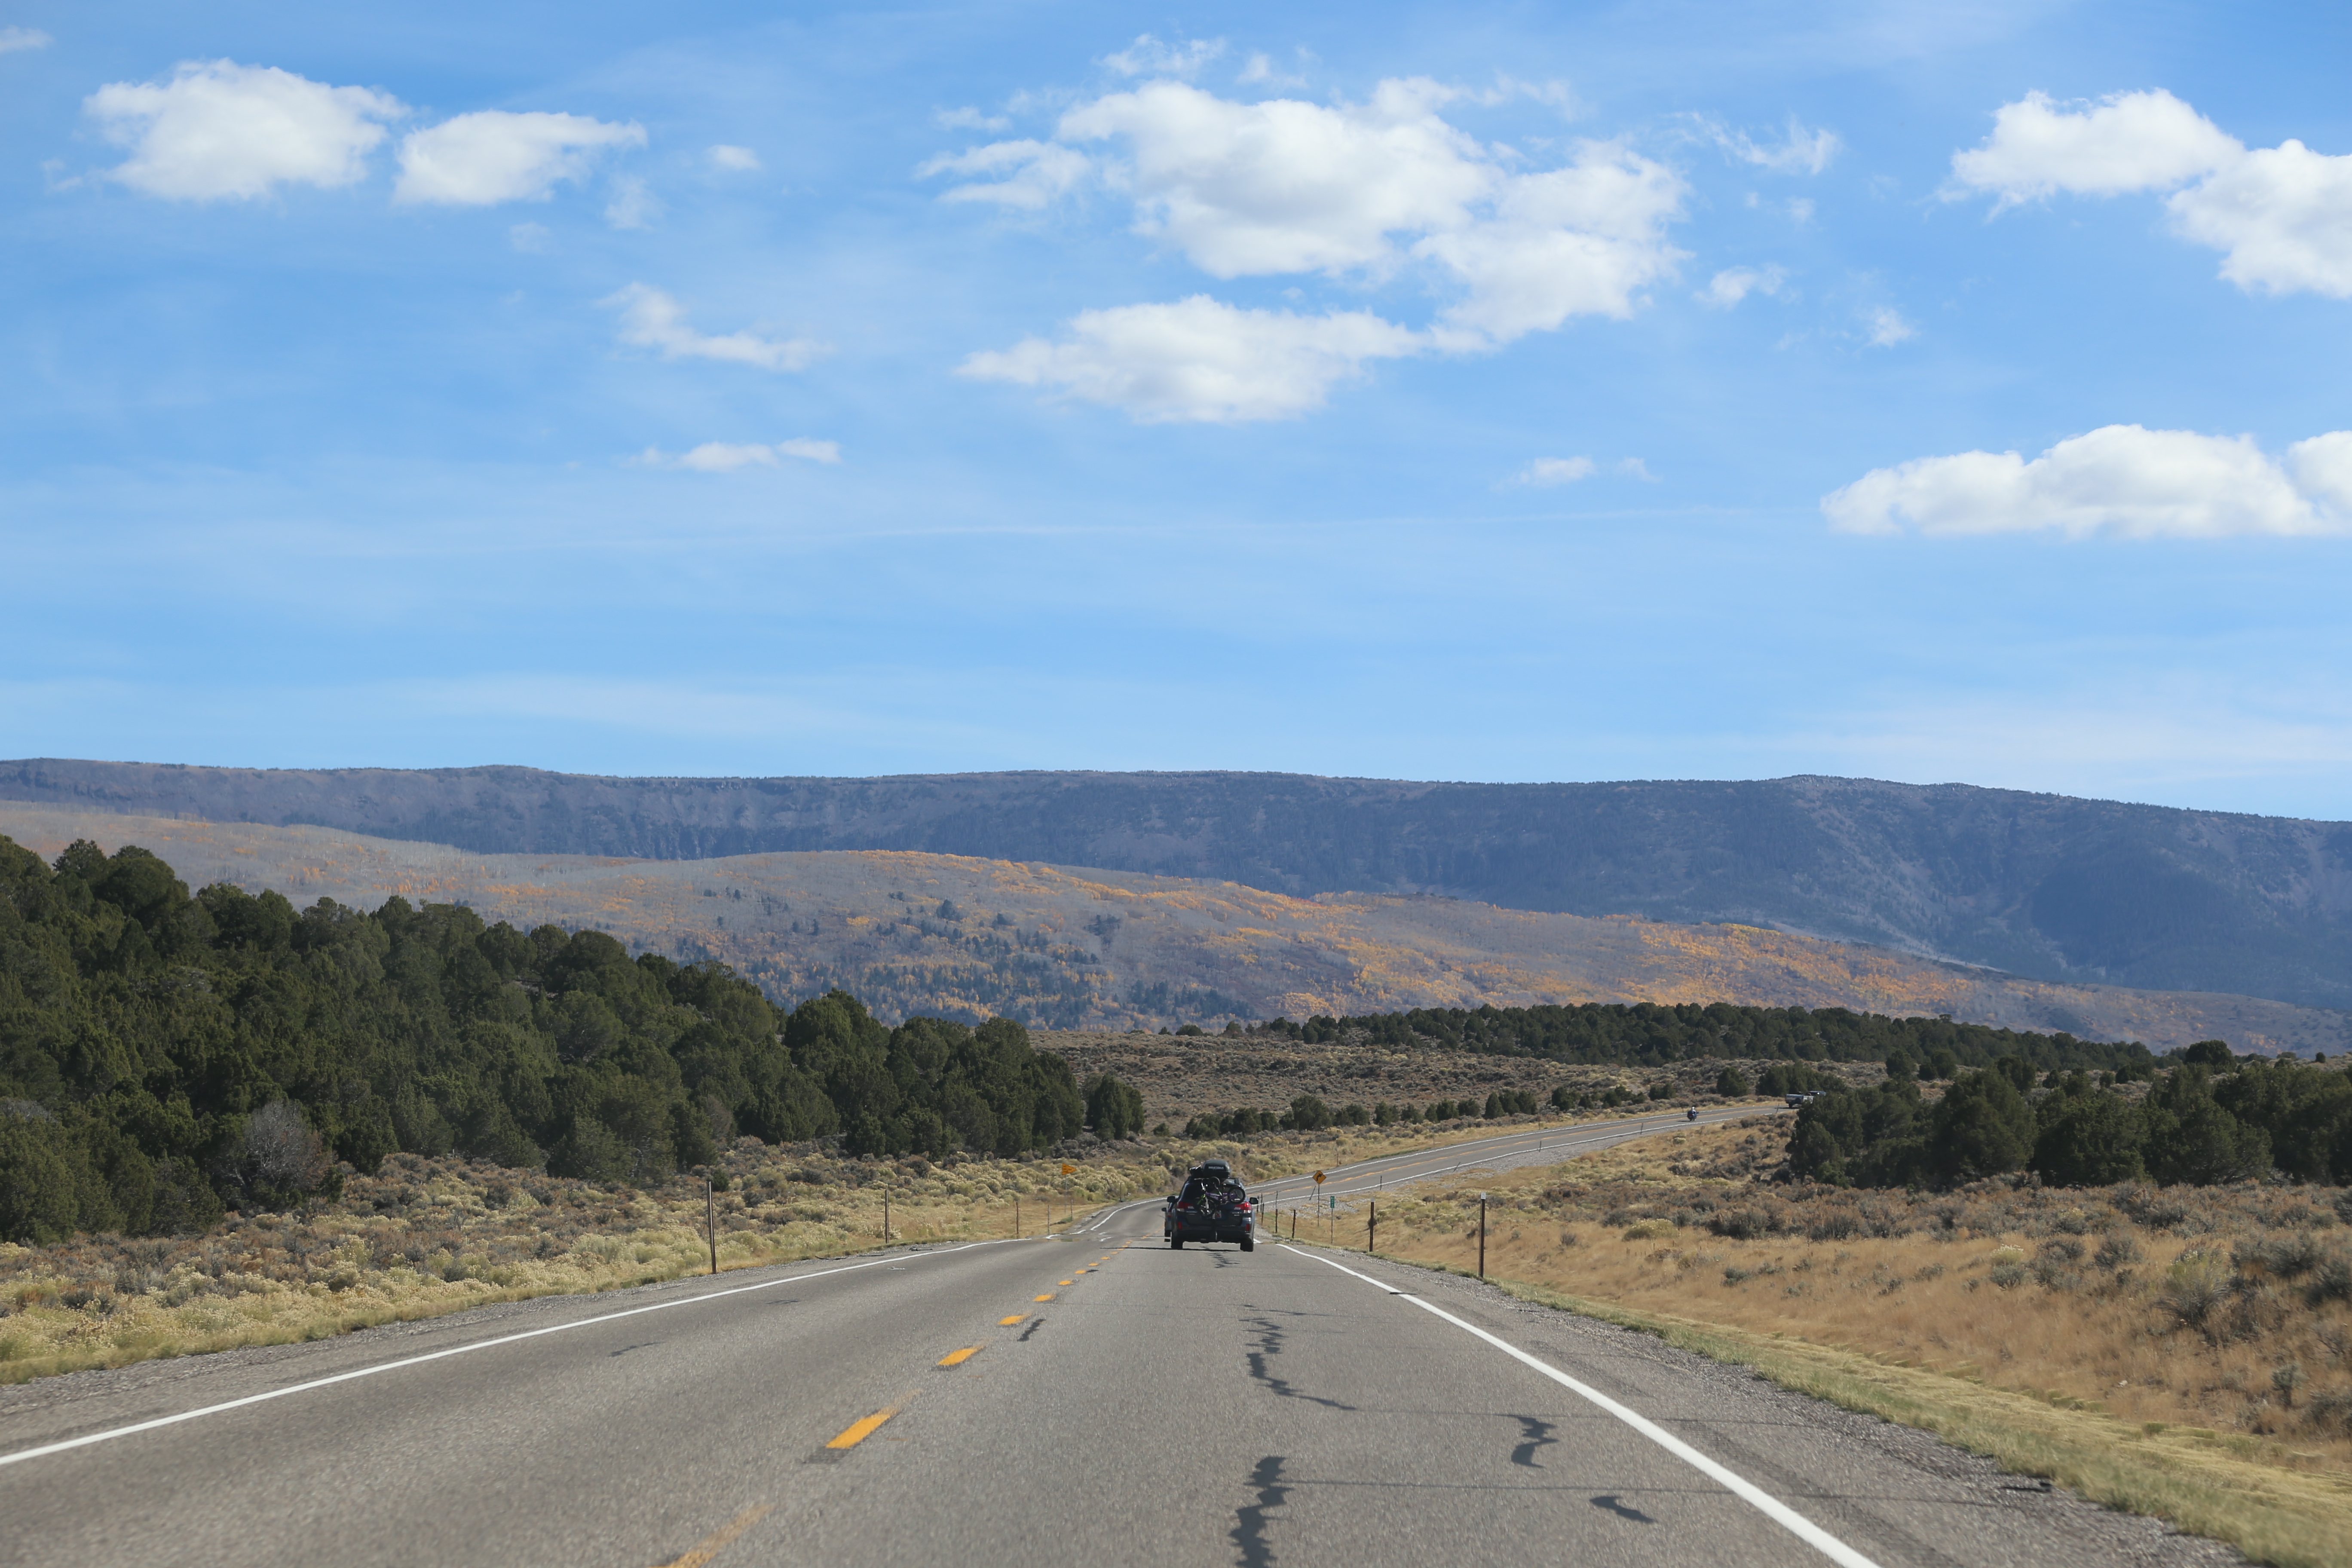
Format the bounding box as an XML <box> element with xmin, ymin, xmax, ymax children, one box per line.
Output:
<box><xmin>1306</xmin><ymin>1243</ymin><xmax>2334</xmax><ymax>1568</ymax></box>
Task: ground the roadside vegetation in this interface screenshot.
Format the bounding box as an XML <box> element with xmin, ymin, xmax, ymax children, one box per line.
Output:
<box><xmin>1786</xmin><ymin>1044</ymin><xmax>2352</xmax><ymax>1189</ymax></box>
<box><xmin>0</xmin><ymin>1138</ymin><xmax>1167</xmax><ymax>1385</ymax></box>
<box><xmin>0</xmin><ymin>1106</ymin><xmax>1638</xmax><ymax>1384</ymax></box>
<box><xmin>1350</xmin><ymin>1117</ymin><xmax>2352</xmax><ymax>1568</ymax></box>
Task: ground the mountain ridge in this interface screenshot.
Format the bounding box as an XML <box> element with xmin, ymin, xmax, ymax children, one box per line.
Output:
<box><xmin>9</xmin><ymin>757</ymin><xmax>2352</xmax><ymax>1010</ymax></box>
<box><xmin>2</xmin><ymin>801</ymin><xmax>2344</xmax><ymax>1054</ymax></box>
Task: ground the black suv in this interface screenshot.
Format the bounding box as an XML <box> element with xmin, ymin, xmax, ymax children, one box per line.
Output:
<box><xmin>1164</xmin><ymin>1159</ymin><xmax>1255</xmax><ymax>1251</ymax></box>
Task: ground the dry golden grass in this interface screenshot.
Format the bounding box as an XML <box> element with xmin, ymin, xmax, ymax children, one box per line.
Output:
<box><xmin>1329</xmin><ymin>1118</ymin><xmax>2352</xmax><ymax>1567</ymax></box>
<box><xmin>0</xmin><ymin>1140</ymin><xmax>1165</xmax><ymax>1385</ymax></box>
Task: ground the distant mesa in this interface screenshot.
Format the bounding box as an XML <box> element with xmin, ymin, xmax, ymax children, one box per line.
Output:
<box><xmin>1</xmin><ymin>793</ymin><xmax>2345</xmax><ymax>1054</ymax></box>
<box><xmin>6</xmin><ymin>759</ymin><xmax>2352</xmax><ymax>1015</ymax></box>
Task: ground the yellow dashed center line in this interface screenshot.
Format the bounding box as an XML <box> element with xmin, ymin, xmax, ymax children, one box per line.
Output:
<box><xmin>826</xmin><ymin>1409</ymin><xmax>896</xmax><ymax>1449</ymax></box>
<box><xmin>656</xmin><ymin>1503</ymin><xmax>772</xmax><ymax>1568</ymax></box>
<box><xmin>998</xmin><ymin>1314</ymin><xmax>1026</xmax><ymax>1326</ymax></box>
<box><xmin>936</xmin><ymin>1347</ymin><xmax>981</xmax><ymax>1368</ymax></box>
<box><xmin>1057</xmin><ymin>1279</ymin><xmax>1074</xmax><ymax>1285</ymax></box>
<box><xmin>1033</xmin><ymin>1293</ymin><xmax>1055</xmax><ymax>1302</ymax></box>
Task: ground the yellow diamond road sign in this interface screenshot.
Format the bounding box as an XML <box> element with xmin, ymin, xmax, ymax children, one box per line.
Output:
<box><xmin>1313</xmin><ymin>1170</ymin><xmax>1326</xmax><ymax>1185</ymax></box>
<box><xmin>1060</xmin><ymin>1163</ymin><xmax>1075</xmax><ymax>1175</ymax></box>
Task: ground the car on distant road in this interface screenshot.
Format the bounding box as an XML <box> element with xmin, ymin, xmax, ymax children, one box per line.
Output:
<box><xmin>1165</xmin><ymin>1159</ymin><xmax>1255</xmax><ymax>1251</ymax></box>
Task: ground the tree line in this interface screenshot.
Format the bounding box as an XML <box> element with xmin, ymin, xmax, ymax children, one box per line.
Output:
<box><xmin>0</xmin><ymin>837</ymin><xmax>1100</xmax><ymax>1243</ymax></box>
<box><xmin>1265</xmin><ymin>1001</ymin><xmax>2159</xmax><ymax>1075</ymax></box>
<box><xmin>1787</xmin><ymin>1042</ymin><xmax>2352</xmax><ymax>1190</ymax></box>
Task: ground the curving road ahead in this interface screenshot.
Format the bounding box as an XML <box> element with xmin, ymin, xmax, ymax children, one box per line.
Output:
<box><xmin>0</xmin><ymin>1121</ymin><xmax>2236</xmax><ymax>1568</ymax></box>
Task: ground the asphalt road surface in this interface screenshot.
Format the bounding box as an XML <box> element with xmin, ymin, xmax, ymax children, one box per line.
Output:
<box><xmin>1</xmin><ymin>1126</ymin><xmax>2238</xmax><ymax>1568</ymax></box>
<box><xmin>1250</xmin><ymin>1106</ymin><xmax>1789</xmax><ymax>1208</ymax></box>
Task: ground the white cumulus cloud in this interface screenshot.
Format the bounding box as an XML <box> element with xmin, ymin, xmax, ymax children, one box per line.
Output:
<box><xmin>603</xmin><ymin>283</ymin><xmax>825</xmax><ymax>372</ymax></box>
<box><xmin>1699</xmin><ymin>265</ymin><xmax>1786</xmax><ymax>307</ymax></box>
<box><xmin>0</xmin><ymin>26</ymin><xmax>53</xmax><ymax>53</ymax></box>
<box><xmin>1515</xmin><ymin>456</ymin><xmax>1595</xmax><ymax>485</ymax></box>
<box><xmin>2291</xmin><ymin>431</ymin><xmax>2352</xmax><ymax>516</ymax></box>
<box><xmin>1822</xmin><ymin>424</ymin><xmax>2349</xmax><ymax>539</ymax></box>
<box><xmin>1949</xmin><ymin>89</ymin><xmax>2236</xmax><ymax>205</ymax></box>
<box><xmin>1412</xmin><ymin>144</ymin><xmax>1688</xmax><ymax>341</ymax></box>
<box><xmin>919</xmin><ymin>139</ymin><xmax>1090</xmax><ymax>208</ymax></box>
<box><xmin>650</xmin><ymin>439</ymin><xmax>843</xmax><ymax>472</ymax></box>
<box><xmin>2169</xmin><ymin>141</ymin><xmax>2352</xmax><ymax>298</ymax></box>
<box><xmin>707</xmin><ymin>144</ymin><xmax>761</xmax><ymax>171</ymax></box>
<box><xmin>1056</xmin><ymin>78</ymin><xmax>1491</xmax><ymax>277</ymax></box>
<box><xmin>395</xmin><ymin>110</ymin><xmax>644</xmax><ymax>205</ymax></box>
<box><xmin>937</xmin><ymin>76</ymin><xmax>1689</xmax><ymax>420</ymax></box>
<box><xmin>84</xmin><ymin>59</ymin><xmax>404</xmax><ymax>200</ymax></box>
<box><xmin>957</xmin><ymin>295</ymin><xmax>1423</xmax><ymax>423</ymax></box>
<box><xmin>1948</xmin><ymin>89</ymin><xmax>2352</xmax><ymax>298</ymax></box>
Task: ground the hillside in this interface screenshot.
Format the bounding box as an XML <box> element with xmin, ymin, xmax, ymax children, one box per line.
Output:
<box><xmin>9</xmin><ymin>759</ymin><xmax>2352</xmax><ymax>1010</ymax></box>
<box><xmin>6</xmin><ymin>802</ymin><xmax>2344</xmax><ymax>1053</ymax></box>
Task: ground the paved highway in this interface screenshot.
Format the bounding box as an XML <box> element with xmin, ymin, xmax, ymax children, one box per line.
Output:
<box><xmin>0</xmin><ymin>1126</ymin><xmax>2236</xmax><ymax>1568</ymax></box>
<box><xmin>1253</xmin><ymin>1105</ymin><xmax>1783</xmax><ymax>1204</ymax></box>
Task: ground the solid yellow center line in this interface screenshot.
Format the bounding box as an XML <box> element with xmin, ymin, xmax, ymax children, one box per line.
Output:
<box><xmin>657</xmin><ymin>1503</ymin><xmax>772</xmax><ymax>1568</ymax></box>
<box><xmin>1033</xmin><ymin>1293</ymin><xmax>1055</xmax><ymax>1302</ymax></box>
<box><xmin>936</xmin><ymin>1347</ymin><xmax>981</xmax><ymax>1367</ymax></box>
<box><xmin>998</xmin><ymin>1314</ymin><xmax>1026</xmax><ymax>1326</ymax></box>
<box><xmin>826</xmin><ymin>1409</ymin><xmax>896</xmax><ymax>1449</ymax></box>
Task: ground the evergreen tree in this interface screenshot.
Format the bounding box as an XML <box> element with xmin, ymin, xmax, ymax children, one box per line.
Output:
<box><xmin>1928</xmin><ymin>1069</ymin><xmax>2034</xmax><ymax>1185</ymax></box>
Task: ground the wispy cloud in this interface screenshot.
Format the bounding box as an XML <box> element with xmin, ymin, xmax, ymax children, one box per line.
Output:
<box><xmin>1101</xmin><ymin>34</ymin><xmax>1226</xmax><ymax>79</ymax></box>
<box><xmin>1865</xmin><ymin>306</ymin><xmax>1915</xmax><ymax>346</ymax></box>
<box><xmin>919</xmin><ymin>139</ymin><xmax>1090</xmax><ymax>209</ymax></box>
<box><xmin>934</xmin><ymin>107</ymin><xmax>1010</xmax><ymax>132</ymax></box>
<box><xmin>0</xmin><ymin>26</ymin><xmax>54</xmax><ymax>53</ymax></box>
<box><xmin>1513</xmin><ymin>456</ymin><xmax>1595</xmax><ymax>486</ymax></box>
<box><xmin>603</xmin><ymin>284</ymin><xmax>827</xmax><ymax>371</ymax></box>
<box><xmin>603</xmin><ymin>175</ymin><xmax>660</xmax><ymax>229</ymax></box>
<box><xmin>1694</xmin><ymin>113</ymin><xmax>1840</xmax><ymax>175</ymax></box>
<box><xmin>640</xmin><ymin>439</ymin><xmax>843</xmax><ymax>472</ymax></box>
<box><xmin>394</xmin><ymin>110</ymin><xmax>643</xmax><ymax>205</ymax></box>
<box><xmin>1698</xmin><ymin>265</ymin><xmax>1787</xmax><ymax>307</ymax></box>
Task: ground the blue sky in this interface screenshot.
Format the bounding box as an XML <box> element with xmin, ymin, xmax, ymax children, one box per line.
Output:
<box><xmin>5</xmin><ymin>1</ymin><xmax>2351</xmax><ymax>817</ymax></box>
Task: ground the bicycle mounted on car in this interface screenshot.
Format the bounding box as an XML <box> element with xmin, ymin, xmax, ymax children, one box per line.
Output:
<box><xmin>1164</xmin><ymin>1158</ymin><xmax>1256</xmax><ymax>1251</ymax></box>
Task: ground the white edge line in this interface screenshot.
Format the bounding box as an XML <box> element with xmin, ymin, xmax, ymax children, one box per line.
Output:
<box><xmin>1283</xmin><ymin>1245</ymin><xmax>1883</xmax><ymax>1568</ymax></box>
<box><xmin>0</xmin><ymin>1238</ymin><xmax>1024</xmax><ymax>1471</ymax></box>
